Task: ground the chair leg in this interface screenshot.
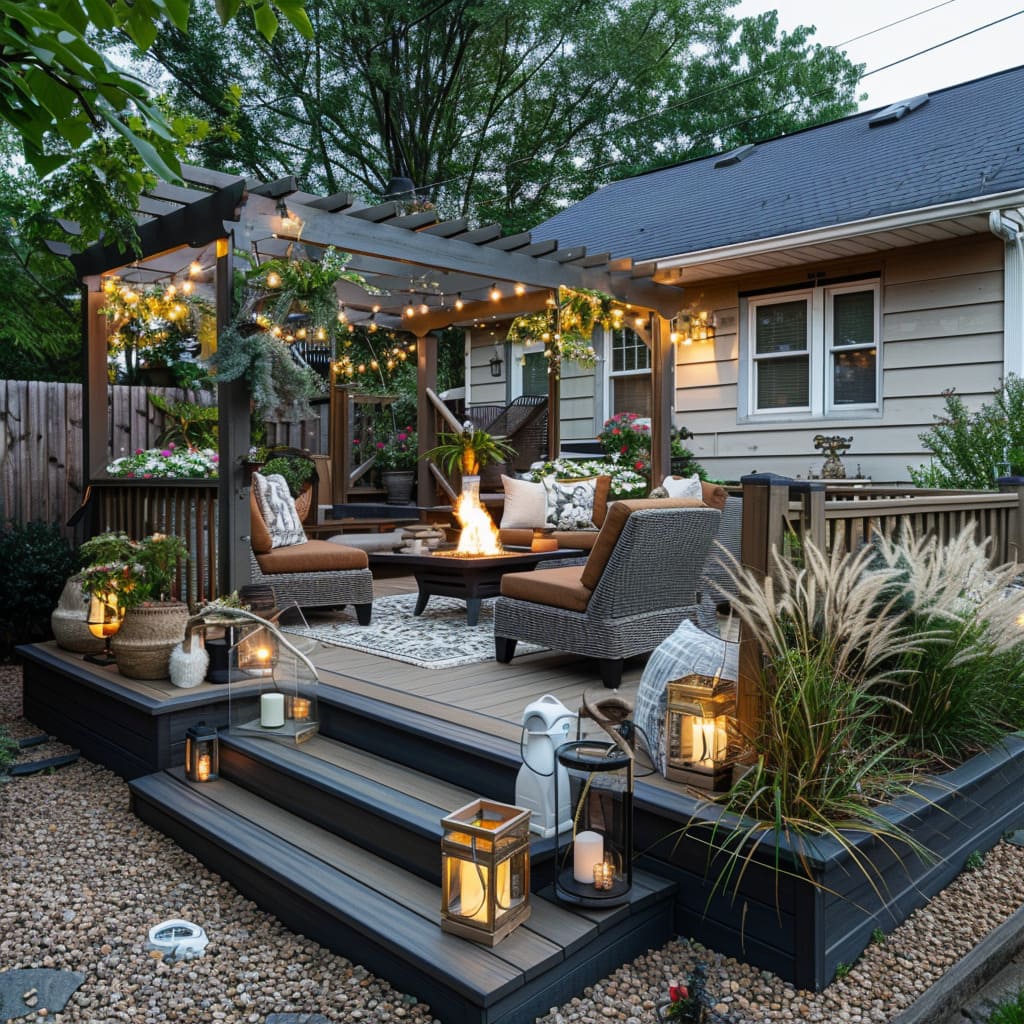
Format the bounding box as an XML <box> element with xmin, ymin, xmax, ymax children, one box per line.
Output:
<box><xmin>598</xmin><ymin>658</ymin><xmax>624</xmax><ymax>689</ymax></box>
<box><xmin>355</xmin><ymin>603</ymin><xmax>372</xmax><ymax>626</ymax></box>
<box><xmin>495</xmin><ymin>636</ymin><xmax>517</xmax><ymax>663</ymax></box>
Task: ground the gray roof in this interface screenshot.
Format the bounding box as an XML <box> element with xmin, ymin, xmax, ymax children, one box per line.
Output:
<box><xmin>532</xmin><ymin>64</ymin><xmax>1024</xmax><ymax>264</ymax></box>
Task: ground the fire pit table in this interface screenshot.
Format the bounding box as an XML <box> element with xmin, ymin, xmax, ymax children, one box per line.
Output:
<box><xmin>367</xmin><ymin>545</ymin><xmax>585</xmax><ymax>625</ymax></box>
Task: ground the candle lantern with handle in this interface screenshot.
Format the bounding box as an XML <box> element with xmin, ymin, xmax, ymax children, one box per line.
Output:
<box><xmin>665</xmin><ymin>674</ymin><xmax>734</xmax><ymax>791</ymax></box>
<box><xmin>85</xmin><ymin>591</ymin><xmax>124</xmax><ymax>665</ymax></box>
<box><xmin>185</xmin><ymin>721</ymin><xmax>219</xmax><ymax>782</ymax></box>
<box><xmin>553</xmin><ymin>739</ymin><xmax>633</xmax><ymax>907</ymax></box>
<box><xmin>440</xmin><ymin>799</ymin><xmax>531</xmax><ymax>946</ymax></box>
<box><xmin>224</xmin><ymin>609</ymin><xmax>319</xmax><ymax>745</ymax></box>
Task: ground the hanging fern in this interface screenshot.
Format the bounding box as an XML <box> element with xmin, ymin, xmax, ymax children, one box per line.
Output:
<box><xmin>210</xmin><ymin>324</ymin><xmax>325</xmax><ymax>421</ymax></box>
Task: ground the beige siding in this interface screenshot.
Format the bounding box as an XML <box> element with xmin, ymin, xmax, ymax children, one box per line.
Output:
<box><xmin>467</xmin><ymin>332</ymin><xmax>506</xmax><ymax>406</ymax></box>
<box><xmin>558</xmin><ymin>361</ymin><xmax>596</xmax><ymax>443</ymax></box>
<box><xmin>668</xmin><ymin>235</ymin><xmax>1006</xmax><ymax>483</ymax></box>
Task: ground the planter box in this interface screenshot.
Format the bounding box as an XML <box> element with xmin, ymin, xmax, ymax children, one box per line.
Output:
<box><xmin>635</xmin><ymin>734</ymin><xmax>1024</xmax><ymax>990</ymax></box>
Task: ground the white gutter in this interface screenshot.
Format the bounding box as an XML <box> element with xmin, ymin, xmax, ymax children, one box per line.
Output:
<box><xmin>642</xmin><ymin>187</ymin><xmax>1024</xmax><ymax>273</ymax></box>
<box><xmin>990</xmin><ymin>208</ymin><xmax>1024</xmax><ymax>378</ymax></box>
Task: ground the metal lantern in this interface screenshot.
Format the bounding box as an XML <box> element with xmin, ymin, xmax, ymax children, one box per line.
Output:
<box><xmin>440</xmin><ymin>799</ymin><xmax>531</xmax><ymax>946</ymax></box>
<box><xmin>227</xmin><ymin>613</ymin><xmax>319</xmax><ymax>745</ymax></box>
<box><xmin>185</xmin><ymin>721</ymin><xmax>219</xmax><ymax>782</ymax></box>
<box><xmin>665</xmin><ymin>674</ymin><xmax>734</xmax><ymax>791</ymax></box>
<box><xmin>553</xmin><ymin>740</ymin><xmax>633</xmax><ymax>907</ymax></box>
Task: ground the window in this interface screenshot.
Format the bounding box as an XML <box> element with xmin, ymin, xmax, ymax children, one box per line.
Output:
<box><xmin>609</xmin><ymin>327</ymin><xmax>651</xmax><ymax>417</ymax></box>
<box><xmin>522</xmin><ymin>352</ymin><xmax>548</xmax><ymax>396</ymax></box>
<box><xmin>746</xmin><ymin>282</ymin><xmax>880</xmax><ymax>417</ymax></box>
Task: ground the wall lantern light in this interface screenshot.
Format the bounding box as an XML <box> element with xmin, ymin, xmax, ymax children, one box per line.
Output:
<box><xmin>489</xmin><ymin>349</ymin><xmax>504</xmax><ymax>377</ymax></box>
<box><xmin>185</xmin><ymin>721</ymin><xmax>219</xmax><ymax>783</ymax></box>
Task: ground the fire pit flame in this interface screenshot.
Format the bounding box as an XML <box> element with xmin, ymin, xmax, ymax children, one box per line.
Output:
<box><xmin>454</xmin><ymin>483</ymin><xmax>503</xmax><ymax>557</ymax></box>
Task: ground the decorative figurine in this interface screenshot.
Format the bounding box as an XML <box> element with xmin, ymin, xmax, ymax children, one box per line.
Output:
<box><xmin>813</xmin><ymin>434</ymin><xmax>853</xmax><ymax>480</ymax></box>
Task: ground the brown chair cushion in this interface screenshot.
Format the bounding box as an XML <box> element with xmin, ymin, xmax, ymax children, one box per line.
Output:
<box><xmin>251</xmin><ymin>489</ymin><xmax>274</xmax><ymax>554</ymax></box>
<box><xmin>580</xmin><ymin>497</ymin><xmax>706</xmax><ymax>591</ymax></box>
<box><xmin>255</xmin><ymin>539</ymin><xmax>368</xmax><ymax>574</ymax></box>
<box><xmin>701</xmin><ymin>481</ymin><xmax>728</xmax><ymax>511</ymax></box>
<box><xmin>500</xmin><ymin>565</ymin><xmax>591</xmax><ymax>612</ymax></box>
<box><xmin>498</xmin><ymin>528</ymin><xmax>599</xmax><ymax>551</ymax></box>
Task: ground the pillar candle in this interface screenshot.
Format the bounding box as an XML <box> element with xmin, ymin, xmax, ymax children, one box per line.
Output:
<box><xmin>196</xmin><ymin>754</ymin><xmax>211</xmax><ymax>782</ymax></box>
<box><xmin>260</xmin><ymin>692</ymin><xmax>285</xmax><ymax>728</ymax></box>
<box><xmin>573</xmin><ymin>830</ymin><xmax>604</xmax><ymax>883</ymax></box>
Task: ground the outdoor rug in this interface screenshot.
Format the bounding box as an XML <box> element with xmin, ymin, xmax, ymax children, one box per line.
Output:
<box><xmin>282</xmin><ymin>593</ymin><xmax>548</xmax><ymax>670</ymax></box>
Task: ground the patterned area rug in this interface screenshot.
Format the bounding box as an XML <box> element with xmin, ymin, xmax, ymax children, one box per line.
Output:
<box><xmin>283</xmin><ymin>593</ymin><xmax>548</xmax><ymax>670</ymax></box>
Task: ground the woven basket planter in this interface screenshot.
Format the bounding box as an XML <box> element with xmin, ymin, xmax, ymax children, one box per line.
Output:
<box><xmin>112</xmin><ymin>601</ymin><xmax>189</xmax><ymax>680</ymax></box>
<box><xmin>50</xmin><ymin>575</ymin><xmax>105</xmax><ymax>654</ymax></box>
<box><xmin>294</xmin><ymin>483</ymin><xmax>314</xmax><ymax>523</ymax></box>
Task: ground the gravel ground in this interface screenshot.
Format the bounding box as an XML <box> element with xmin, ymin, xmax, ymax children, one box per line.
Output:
<box><xmin>3</xmin><ymin>664</ymin><xmax>1024</xmax><ymax>1024</ymax></box>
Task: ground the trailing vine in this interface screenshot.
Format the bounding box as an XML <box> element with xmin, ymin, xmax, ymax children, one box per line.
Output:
<box><xmin>506</xmin><ymin>286</ymin><xmax>616</xmax><ymax>376</ymax></box>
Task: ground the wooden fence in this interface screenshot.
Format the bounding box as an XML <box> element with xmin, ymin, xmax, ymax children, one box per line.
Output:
<box><xmin>0</xmin><ymin>380</ymin><xmax>322</xmax><ymax>537</ymax></box>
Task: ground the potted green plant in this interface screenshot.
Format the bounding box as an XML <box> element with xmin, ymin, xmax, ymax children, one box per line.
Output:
<box><xmin>261</xmin><ymin>453</ymin><xmax>317</xmax><ymax>520</ymax></box>
<box><xmin>80</xmin><ymin>531</ymin><xmax>190</xmax><ymax>680</ymax></box>
<box><xmin>376</xmin><ymin>427</ymin><xmax>417</xmax><ymax>504</ymax></box>
<box><xmin>424</xmin><ymin>423</ymin><xmax>516</xmax><ymax>478</ymax></box>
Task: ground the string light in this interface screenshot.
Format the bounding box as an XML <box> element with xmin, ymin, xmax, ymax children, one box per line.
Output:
<box><xmin>514</xmin><ymin>282</ymin><xmax>526</xmax><ymax>296</ymax></box>
<box><xmin>404</xmin><ymin>303</ymin><xmax>416</xmax><ymax>318</ymax></box>
<box><xmin>489</xmin><ymin>283</ymin><xmax>501</xmax><ymax>301</ymax></box>
<box><xmin>454</xmin><ymin>294</ymin><xmax>464</xmax><ymax>311</ymax></box>
<box><xmin>189</xmin><ymin>260</ymin><xmax>202</xmax><ymax>277</ymax></box>
<box><xmin>266</xmin><ymin>271</ymin><xmax>282</xmax><ymax>289</ymax></box>
<box><xmin>180</xmin><ymin>280</ymin><xmax>194</xmax><ymax>295</ymax></box>
<box><xmin>419</xmin><ymin>302</ymin><xmax>429</xmax><ymax>314</ymax></box>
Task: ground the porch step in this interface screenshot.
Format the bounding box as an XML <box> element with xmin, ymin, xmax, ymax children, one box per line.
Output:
<box><xmin>218</xmin><ymin>732</ymin><xmax>487</xmax><ymax>885</ymax></box>
<box><xmin>129</xmin><ymin>769</ymin><xmax>676</xmax><ymax>1024</ymax></box>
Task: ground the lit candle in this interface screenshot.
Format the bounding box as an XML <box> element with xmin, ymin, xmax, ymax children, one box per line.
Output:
<box><xmin>691</xmin><ymin>718</ymin><xmax>718</xmax><ymax>767</ymax></box>
<box><xmin>289</xmin><ymin>697</ymin><xmax>311</xmax><ymax>721</ymax></box>
<box><xmin>593</xmin><ymin>862</ymin><xmax>614</xmax><ymax>890</ymax></box>
<box><xmin>196</xmin><ymin>754</ymin><xmax>211</xmax><ymax>782</ymax></box>
<box><xmin>573</xmin><ymin>830</ymin><xmax>604</xmax><ymax>883</ymax></box>
<box><xmin>458</xmin><ymin>858</ymin><xmax>510</xmax><ymax>923</ymax></box>
<box><xmin>260</xmin><ymin>692</ymin><xmax>285</xmax><ymax>728</ymax></box>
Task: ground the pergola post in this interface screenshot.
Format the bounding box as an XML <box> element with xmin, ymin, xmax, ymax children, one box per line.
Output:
<box><xmin>650</xmin><ymin>315</ymin><xmax>673</xmax><ymax>485</ymax></box>
<box><xmin>416</xmin><ymin>334</ymin><xmax>437</xmax><ymax>508</ymax></box>
<box><xmin>82</xmin><ymin>278</ymin><xmax>108</xmax><ymax>501</ymax></box>
<box><xmin>547</xmin><ymin>370</ymin><xmax>560</xmax><ymax>461</ymax></box>
<box><xmin>215</xmin><ymin>236</ymin><xmax>250</xmax><ymax>595</ymax></box>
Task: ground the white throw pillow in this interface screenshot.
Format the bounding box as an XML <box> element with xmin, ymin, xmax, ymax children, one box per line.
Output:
<box><xmin>500</xmin><ymin>475</ymin><xmax>548</xmax><ymax>528</ymax></box>
<box><xmin>661</xmin><ymin>473</ymin><xmax>704</xmax><ymax>500</ymax></box>
<box><xmin>543</xmin><ymin>476</ymin><xmax>597</xmax><ymax>530</ymax></box>
<box><xmin>252</xmin><ymin>472</ymin><xmax>307</xmax><ymax>548</ymax></box>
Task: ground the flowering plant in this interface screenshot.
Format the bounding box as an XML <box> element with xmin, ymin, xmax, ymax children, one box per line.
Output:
<box><xmin>106</xmin><ymin>444</ymin><xmax>219</xmax><ymax>479</ymax></box>
<box><xmin>655</xmin><ymin>965</ymin><xmax>708</xmax><ymax>1022</ymax></box>
<box><xmin>526</xmin><ymin>458</ymin><xmax>648</xmax><ymax>499</ymax></box>
<box><xmin>376</xmin><ymin>427</ymin><xmax>418</xmax><ymax>470</ymax></box>
<box><xmin>598</xmin><ymin>412</ymin><xmax>652</xmax><ymax>475</ymax></box>
<box><xmin>79</xmin><ymin>531</ymin><xmax>188</xmax><ymax>607</ymax></box>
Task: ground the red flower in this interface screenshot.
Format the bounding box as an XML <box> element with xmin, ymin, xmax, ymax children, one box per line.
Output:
<box><xmin>668</xmin><ymin>983</ymin><xmax>688</xmax><ymax>1002</ymax></box>
<box><xmin>635</xmin><ymin>461</ymin><xmax>645</xmax><ymax>471</ymax></box>
<box><xmin>611</xmin><ymin>428</ymin><xmax>621</xmax><ymax>435</ymax></box>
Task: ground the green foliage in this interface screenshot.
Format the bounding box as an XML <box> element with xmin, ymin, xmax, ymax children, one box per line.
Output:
<box><xmin>424</xmin><ymin>427</ymin><xmax>516</xmax><ymax>476</ymax></box>
<box><xmin>910</xmin><ymin>376</ymin><xmax>1024</xmax><ymax>489</ymax></box>
<box><xmin>833</xmin><ymin>962</ymin><xmax>850</xmax><ymax>980</ymax></box>
<box><xmin>526</xmin><ymin>458</ymin><xmax>648</xmax><ymax>498</ymax></box>
<box><xmin>261</xmin><ymin>455</ymin><xmax>315</xmax><ymax>497</ymax></box>
<box><xmin>375</xmin><ymin>428</ymin><xmax>418</xmax><ymax>471</ymax></box>
<box><xmin>210</xmin><ymin>323</ymin><xmax>325</xmax><ymax>421</ymax></box>
<box><xmin>141</xmin><ymin>0</ymin><xmax>859</xmax><ymax>231</ymax></box>
<box><xmin>80</xmin><ymin>531</ymin><xmax>189</xmax><ymax>607</ymax></box>
<box><xmin>964</xmin><ymin>850</ymin><xmax>985</xmax><ymax>872</ymax></box>
<box><xmin>0</xmin><ymin>521</ymin><xmax>78</xmax><ymax>655</ymax></box>
<box><xmin>989</xmin><ymin>987</ymin><xmax>1024</xmax><ymax>1024</ymax></box>
<box><xmin>871</xmin><ymin>928</ymin><xmax>886</xmax><ymax>945</ymax></box>
<box><xmin>147</xmin><ymin>393</ymin><xmax>219</xmax><ymax>449</ymax></box>
<box><xmin>0</xmin><ymin>727</ymin><xmax>17</xmax><ymax>774</ymax></box>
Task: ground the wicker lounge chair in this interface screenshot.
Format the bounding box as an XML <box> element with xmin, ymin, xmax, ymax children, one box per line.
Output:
<box><xmin>249</xmin><ymin>489</ymin><xmax>374</xmax><ymax>621</ymax></box>
<box><xmin>494</xmin><ymin>498</ymin><xmax>722</xmax><ymax>688</ymax></box>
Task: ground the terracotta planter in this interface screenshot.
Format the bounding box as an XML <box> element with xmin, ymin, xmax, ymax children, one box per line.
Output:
<box><xmin>50</xmin><ymin>575</ymin><xmax>105</xmax><ymax>654</ymax></box>
<box><xmin>112</xmin><ymin>601</ymin><xmax>189</xmax><ymax>680</ymax></box>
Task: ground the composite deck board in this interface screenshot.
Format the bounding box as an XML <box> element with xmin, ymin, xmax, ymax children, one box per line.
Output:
<box><xmin>177</xmin><ymin>770</ymin><xmax>577</xmax><ymax>983</ymax></box>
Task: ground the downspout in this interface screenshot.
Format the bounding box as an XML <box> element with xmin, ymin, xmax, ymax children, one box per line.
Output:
<box><xmin>989</xmin><ymin>210</ymin><xmax>1024</xmax><ymax>377</ymax></box>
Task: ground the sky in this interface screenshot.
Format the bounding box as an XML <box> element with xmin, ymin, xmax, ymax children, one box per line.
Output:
<box><xmin>734</xmin><ymin>0</ymin><xmax>1024</xmax><ymax>110</ymax></box>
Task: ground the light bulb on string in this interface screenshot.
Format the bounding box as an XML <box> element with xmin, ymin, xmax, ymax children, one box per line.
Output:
<box><xmin>454</xmin><ymin>294</ymin><xmax>464</xmax><ymax>311</ymax></box>
<box><xmin>189</xmin><ymin>260</ymin><xmax>202</xmax><ymax>277</ymax></box>
<box><xmin>266</xmin><ymin>271</ymin><xmax>282</xmax><ymax>289</ymax></box>
<box><xmin>419</xmin><ymin>302</ymin><xmax>429</xmax><ymax>314</ymax></box>
<box><xmin>338</xmin><ymin>305</ymin><xmax>347</xmax><ymax>323</ymax></box>
<box><xmin>489</xmin><ymin>283</ymin><xmax>501</xmax><ymax>302</ymax></box>
<box><xmin>514</xmin><ymin>282</ymin><xmax>525</xmax><ymax>296</ymax></box>
<box><xmin>404</xmin><ymin>304</ymin><xmax>415</xmax><ymax>318</ymax></box>
<box><xmin>181</xmin><ymin>280</ymin><xmax>194</xmax><ymax>295</ymax></box>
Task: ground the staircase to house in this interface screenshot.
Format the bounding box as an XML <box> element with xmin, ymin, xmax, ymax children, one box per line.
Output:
<box><xmin>128</xmin><ymin>687</ymin><xmax>677</xmax><ymax>1024</ymax></box>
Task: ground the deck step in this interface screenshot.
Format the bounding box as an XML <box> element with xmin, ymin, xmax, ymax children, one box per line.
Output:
<box><xmin>129</xmin><ymin>769</ymin><xmax>676</xmax><ymax>1024</ymax></box>
<box><xmin>218</xmin><ymin>732</ymin><xmax>485</xmax><ymax>884</ymax></box>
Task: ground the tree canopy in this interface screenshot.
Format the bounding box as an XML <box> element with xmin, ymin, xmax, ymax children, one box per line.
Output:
<box><xmin>144</xmin><ymin>0</ymin><xmax>863</xmax><ymax>230</ymax></box>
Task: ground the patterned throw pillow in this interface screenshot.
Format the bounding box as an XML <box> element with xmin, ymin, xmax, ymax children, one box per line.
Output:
<box><xmin>252</xmin><ymin>472</ymin><xmax>308</xmax><ymax>549</ymax></box>
<box><xmin>543</xmin><ymin>476</ymin><xmax>598</xmax><ymax>530</ymax></box>
<box><xmin>634</xmin><ymin>619</ymin><xmax>738</xmax><ymax>776</ymax></box>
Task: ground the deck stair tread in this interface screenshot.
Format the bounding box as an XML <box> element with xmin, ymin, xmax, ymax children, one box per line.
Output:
<box><xmin>129</xmin><ymin>769</ymin><xmax>676</xmax><ymax>1024</ymax></box>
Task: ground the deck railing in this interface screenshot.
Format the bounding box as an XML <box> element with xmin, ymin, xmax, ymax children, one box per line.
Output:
<box><xmin>89</xmin><ymin>478</ymin><xmax>219</xmax><ymax>609</ymax></box>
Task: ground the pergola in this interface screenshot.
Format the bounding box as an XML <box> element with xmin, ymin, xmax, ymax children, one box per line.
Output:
<box><xmin>54</xmin><ymin>165</ymin><xmax>688</xmax><ymax>593</ymax></box>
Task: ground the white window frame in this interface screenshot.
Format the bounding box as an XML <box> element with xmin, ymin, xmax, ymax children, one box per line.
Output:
<box><xmin>744</xmin><ymin>281</ymin><xmax>881</xmax><ymax>420</ymax></box>
<box><xmin>606</xmin><ymin>325</ymin><xmax>651</xmax><ymax>417</ymax></box>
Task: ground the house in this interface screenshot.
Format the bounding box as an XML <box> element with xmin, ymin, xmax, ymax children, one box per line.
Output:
<box><xmin>470</xmin><ymin>64</ymin><xmax>1024</xmax><ymax>482</ymax></box>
